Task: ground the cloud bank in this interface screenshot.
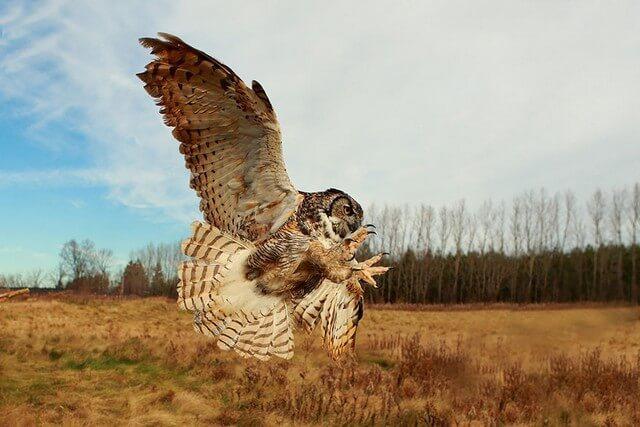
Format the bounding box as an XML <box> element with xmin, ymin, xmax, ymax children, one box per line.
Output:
<box><xmin>1</xmin><ymin>0</ymin><xmax>639</xmax><ymax>223</ymax></box>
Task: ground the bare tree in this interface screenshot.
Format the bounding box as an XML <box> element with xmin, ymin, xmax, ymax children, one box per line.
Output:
<box><xmin>451</xmin><ymin>200</ymin><xmax>467</xmax><ymax>303</ymax></box>
<box><xmin>493</xmin><ymin>201</ymin><xmax>506</xmax><ymax>254</ymax></box>
<box><xmin>627</xmin><ymin>183</ymin><xmax>640</xmax><ymax>303</ymax></box>
<box><xmin>587</xmin><ymin>190</ymin><xmax>606</xmax><ymax>247</ymax></box>
<box><xmin>562</xmin><ymin>191</ymin><xmax>577</xmax><ymax>251</ymax></box>
<box><xmin>509</xmin><ymin>197</ymin><xmax>523</xmax><ymax>301</ymax></box>
<box><xmin>610</xmin><ymin>189</ymin><xmax>627</xmax><ymax>298</ymax></box>
<box><xmin>0</xmin><ymin>274</ymin><xmax>24</xmax><ymax>288</ymax></box>
<box><xmin>93</xmin><ymin>248</ymin><xmax>114</xmax><ymax>276</ymax></box>
<box><xmin>587</xmin><ymin>190</ymin><xmax>606</xmax><ymax>298</ymax></box>
<box><xmin>49</xmin><ymin>263</ymin><xmax>67</xmax><ymax>289</ymax></box>
<box><xmin>25</xmin><ymin>269</ymin><xmax>45</xmax><ymax>288</ymax></box>
<box><xmin>510</xmin><ymin>197</ymin><xmax>523</xmax><ymax>257</ymax></box>
<box><xmin>436</xmin><ymin>206</ymin><xmax>451</xmax><ymax>302</ymax></box>
<box><xmin>59</xmin><ymin>239</ymin><xmax>93</xmax><ymax>281</ymax></box>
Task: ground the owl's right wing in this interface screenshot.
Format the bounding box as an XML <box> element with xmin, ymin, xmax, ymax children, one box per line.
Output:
<box><xmin>293</xmin><ymin>279</ymin><xmax>364</xmax><ymax>359</ymax></box>
<box><xmin>138</xmin><ymin>33</ymin><xmax>299</xmax><ymax>242</ymax></box>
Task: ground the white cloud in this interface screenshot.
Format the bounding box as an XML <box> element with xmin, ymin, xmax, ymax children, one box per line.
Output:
<box><xmin>1</xmin><ymin>0</ymin><xmax>639</xmax><ymax>222</ymax></box>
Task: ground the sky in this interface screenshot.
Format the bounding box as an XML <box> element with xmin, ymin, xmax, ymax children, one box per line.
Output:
<box><xmin>0</xmin><ymin>0</ymin><xmax>639</xmax><ymax>276</ymax></box>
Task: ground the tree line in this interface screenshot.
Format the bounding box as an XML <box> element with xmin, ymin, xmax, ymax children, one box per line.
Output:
<box><xmin>0</xmin><ymin>239</ymin><xmax>183</xmax><ymax>297</ymax></box>
<box><xmin>2</xmin><ymin>184</ymin><xmax>639</xmax><ymax>305</ymax></box>
<box><xmin>362</xmin><ymin>184</ymin><xmax>640</xmax><ymax>304</ymax></box>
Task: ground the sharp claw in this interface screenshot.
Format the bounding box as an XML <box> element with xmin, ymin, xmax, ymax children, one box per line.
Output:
<box><xmin>361</xmin><ymin>272</ymin><xmax>375</xmax><ymax>286</ymax></box>
<box><xmin>367</xmin><ymin>231</ymin><xmax>377</xmax><ymax>236</ymax></box>
<box><xmin>364</xmin><ymin>223</ymin><xmax>376</xmax><ymax>229</ymax></box>
<box><xmin>382</xmin><ymin>252</ymin><xmax>390</xmax><ymax>256</ymax></box>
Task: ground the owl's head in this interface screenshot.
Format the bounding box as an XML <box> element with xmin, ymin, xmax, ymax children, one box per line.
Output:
<box><xmin>298</xmin><ymin>188</ymin><xmax>364</xmax><ymax>243</ymax></box>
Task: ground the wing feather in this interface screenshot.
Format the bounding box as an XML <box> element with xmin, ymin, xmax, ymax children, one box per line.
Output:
<box><xmin>138</xmin><ymin>33</ymin><xmax>299</xmax><ymax>242</ymax></box>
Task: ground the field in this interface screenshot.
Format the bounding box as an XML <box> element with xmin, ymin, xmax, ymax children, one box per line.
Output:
<box><xmin>1</xmin><ymin>297</ymin><xmax>639</xmax><ymax>426</ymax></box>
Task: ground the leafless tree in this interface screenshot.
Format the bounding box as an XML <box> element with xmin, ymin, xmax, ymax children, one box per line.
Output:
<box><xmin>610</xmin><ymin>189</ymin><xmax>627</xmax><ymax>298</ymax></box>
<box><xmin>436</xmin><ymin>206</ymin><xmax>451</xmax><ymax>302</ymax></box>
<box><xmin>587</xmin><ymin>189</ymin><xmax>606</xmax><ymax>298</ymax></box>
<box><xmin>59</xmin><ymin>239</ymin><xmax>94</xmax><ymax>281</ymax></box>
<box><xmin>627</xmin><ymin>183</ymin><xmax>640</xmax><ymax>302</ymax></box>
<box><xmin>451</xmin><ymin>200</ymin><xmax>467</xmax><ymax>302</ymax></box>
<box><xmin>562</xmin><ymin>191</ymin><xmax>577</xmax><ymax>250</ymax></box>
<box><xmin>92</xmin><ymin>248</ymin><xmax>114</xmax><ymax>276</ymax></box>
<box><xmin>25</xmin><ymin>269</ymin><xmax>45</xmax><ymax>288</ymax></box>
<box><xmin>510</xmin><ymin>197</ymin><xmax>523</xmax><ymax>257</ymax></box>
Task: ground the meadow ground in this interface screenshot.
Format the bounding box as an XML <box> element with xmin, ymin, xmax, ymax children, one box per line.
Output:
<box><xmin>1</xmin><ymin>296</ymin><xmax>639</xmax><ymax>426</ymax></box>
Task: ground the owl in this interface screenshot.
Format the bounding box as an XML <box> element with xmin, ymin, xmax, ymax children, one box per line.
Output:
<box><xmin>137</xmin><ymin>33</ymin><xmax>388</xmax><ymax>360</ymax></box>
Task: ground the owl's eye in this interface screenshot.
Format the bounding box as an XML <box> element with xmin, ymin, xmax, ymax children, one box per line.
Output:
<box><xmin>343</xmin><ymin>205</ymin><xmax>354</xmax><ymax>216</ymax></box>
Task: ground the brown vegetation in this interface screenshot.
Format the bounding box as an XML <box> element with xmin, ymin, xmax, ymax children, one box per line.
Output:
<box><xmin>1</xmin><ymin>297</ymin><xmax>639</xmax><ymax>425</ymax></box>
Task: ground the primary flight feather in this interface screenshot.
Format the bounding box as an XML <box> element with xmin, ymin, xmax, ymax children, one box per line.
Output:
<box><xmin>137</xmin><ymin>33</ymin><xmax>388</xmax><ymax>360</ymax></box>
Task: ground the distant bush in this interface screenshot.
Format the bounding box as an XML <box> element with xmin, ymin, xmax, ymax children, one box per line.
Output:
<box><xmin>65</xmin><ymin>273</ymin><xmax>109</xmax><ymax>294</ymax></box>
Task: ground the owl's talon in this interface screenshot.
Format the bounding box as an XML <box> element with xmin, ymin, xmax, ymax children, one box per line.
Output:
<box><xmin>351</xmin><ymin>252</ymin><xmax>389</xmax><ymax>288</ymax></box>
<box><xmin>364</xmin><ymin>223</ymin><xmax>376</xmax><ymax>229</ymax></box>
<box><xmin>341</xmin><ymin>226</ymin><xmax>373</xmax><ymax>260</ymax></box>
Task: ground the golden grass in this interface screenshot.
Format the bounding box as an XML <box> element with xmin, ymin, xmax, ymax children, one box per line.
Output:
<box><xmin>1</xmin><ymin>297</ymin><xmax>639</xmax><ymax>425</ymax></box>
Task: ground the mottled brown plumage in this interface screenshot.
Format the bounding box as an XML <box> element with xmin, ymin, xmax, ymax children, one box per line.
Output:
<box><xmin>138</xmin><ymin>33</ymin><xmax>388</xmax><ymax>360</ymax></box>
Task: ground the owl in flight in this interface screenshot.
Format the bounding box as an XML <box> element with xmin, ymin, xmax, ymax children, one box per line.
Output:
<box><xmin>137</xmin><ymin>33</ymin><xmax>388</xmax><ymax>360</ymax></box>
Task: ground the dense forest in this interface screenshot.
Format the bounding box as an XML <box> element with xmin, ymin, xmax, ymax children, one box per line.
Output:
<box><xmin>1</xmin><ymin>185</ymin><xmax>639</xmax><ymax>305</ymax></box>
<box><xmin>363</xmin><ymin>185</ymin><xmax>640</xmax><ymax>304</ymax></box>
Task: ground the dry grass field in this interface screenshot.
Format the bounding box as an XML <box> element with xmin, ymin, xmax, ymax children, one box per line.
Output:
<box><xmin>1</xmin><ymin>297</ymin><xmax>639</xmax><ymax>426</ymax></box>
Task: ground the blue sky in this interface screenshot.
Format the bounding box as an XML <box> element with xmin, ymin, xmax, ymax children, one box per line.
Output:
<box><xmin>0</xmin><ymin>111</ymin><xmax>188</xmax><ymax>272</ymax></box>
<box><xmin>1</xmin><ymin>0</ymin><xmax>639</xmax><ymax>277</ymax></box>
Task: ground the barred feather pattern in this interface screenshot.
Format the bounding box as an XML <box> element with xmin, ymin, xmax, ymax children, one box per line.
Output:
<box><xmin>138</xmin><ymin>33</ymin><xmax>299</xmax><ymax>242</ymax></box>
<box><xmin>179</xmin><ymin>221</ymin><xmax>293</xmax><ymax>360</ymax></box>
<box><xmin>177</xmin><ymin>221</ymin><xmax>248</xmax><ymax>311</ymax></box>
<box><xmin>293</xmin><ymin>279</ymin><xmax>363</xmax><ymax>359</ymax></box>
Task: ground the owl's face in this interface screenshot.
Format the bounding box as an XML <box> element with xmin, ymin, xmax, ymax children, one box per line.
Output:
<box><xmin>323</xmin><ymin>190</ymin><xmax>363</xmax><ymax>239</ymax></box>
<box><xmin>298</xmin><ymin>188</ymin><xmax>363</xmax><ymax>244</ymax></box>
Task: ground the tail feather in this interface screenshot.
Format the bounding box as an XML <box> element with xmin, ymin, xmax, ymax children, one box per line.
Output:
<box><xmin>294</xmin><ymin>283</ymin><xmax>331</xmax><ymax>332</ymax></box>
<box><xmin>251</xmin><ymin>316</ymin><xmax>274</xmax><ymax>360</ymax></box>
<box><xmin>177</xmin><ymin>222</ymin><xmax>252</xmax><ymax>311</ymax></box>
<box><xmin>179</xmin><ymin>261</ymin><xmax>224</xmax><ymax>284</ymax></box>
<box><xmin>179</xmin><ymin>221</ymin><xmax>295</xmax><ymax>361</ymax></box>
<box><xmin>179</xmin><ymin>294</ymin><xmax>217</xmax><ymax>311</ymax></box>
<box><xmin>234</xmin><ymin>320</ymin><xmax>262</xmax><ymax>358</ymax></box>
<box><xmin>293</xmin><ymin>280</ymin><xmax>364</xmax><ymax>360</ymax></box>
<box><xmin>217</xmin><ymin>316</ymin><xmax>244</xmax><ymax>350</ymax></box>
<box><xmin>180</xmin><ymin>221</ymin><xmax>248</xmax><ymax>261</ymax></box>
<box><xmin>330</xmin><ymin>293</ymin><xmax>356</xmax><ymax>357</ymax></box>
<box><xmin>268</xmin><ymin>303</ymin><xmax>294</xmax><ymax>360</ymax></box>
<box><xmin>194</xmin><ymin>310</ymin><xmax>222</xmax><ymax>337</ymax></box>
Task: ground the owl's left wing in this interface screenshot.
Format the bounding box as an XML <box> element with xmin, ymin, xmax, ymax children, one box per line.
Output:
<box><xmin>293</xmin><ymin>280</ymin><xmax>364</xmax><ymax>359</ymax></box>
<box><xmin>138</xmin><ymin>33</ymin><xmax>299</xmax><ymax>242</ymax></box>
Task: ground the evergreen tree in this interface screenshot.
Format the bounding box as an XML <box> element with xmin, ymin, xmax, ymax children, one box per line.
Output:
<box><xmin>122</xmin><ymin>260</ymin><xmax>149</xmax><ymax>296</ymax></box>
<box><xmin>150</xmin><ymin>261</ymin><xmax>166</xmax><ymax>296</ymax></box>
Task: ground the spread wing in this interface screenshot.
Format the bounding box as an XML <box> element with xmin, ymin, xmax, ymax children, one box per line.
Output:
<box><xmin>293</xmin><ymin>280</ymin><xmax>364</xmax><ymax>359</ymax></box>
<box><xmin>137</xmin><ymin>33</ymin><xmax>299</xmax><ymax>242</ymax></box>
